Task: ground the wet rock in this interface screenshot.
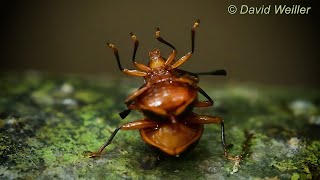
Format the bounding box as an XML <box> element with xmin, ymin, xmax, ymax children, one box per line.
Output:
<box><xmin>0</xmin><ymin>72</ymin><xmax>319</xmax><ymax>179</ymax></box>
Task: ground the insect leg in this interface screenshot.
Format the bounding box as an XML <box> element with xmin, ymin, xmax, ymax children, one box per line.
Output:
<box><xmin>107</xmin><ymin>43</ymin><xmax>147</xmax><ymax>77</ymax></box>
<box><xmin>120</xmin><ymin>85</ymin><xmax>149</xmax><ymax>119</ymax></box>
<box><xmin>194</xmin><ymin>69</ymin><xmax>227</xmax><ymax>76</ymax></box>
<box><xmin>171</xmin><ymin>19</ymin><xmax>200</xmax><ymax>69</ymax></box>
<box><xmin>175</xmin><ymin>69</ymin><xmax>200</xmax><ymax>83</ymax></box>
<box><xmin>119</xmin><ymin>109</ymin><xmax>131</xmax><ymax>119</ymax></box>
<box><xmin>130</xmin><ymin>33</ymin><xmax>151</xmax><ymax>72</ymax></box>
<box><xmin>185</xmin><ymin>114</ymin><xmax>235</xmax><ymax>159</ymax></box>
<box><xmin>119</xmin><ymin>104</ymin><xmax>140</xmax><ymax>119</ymax></box>
<box><xmin>87</xmin><ymin>119</ymin><xmax>158</xmax><ymax>158</ymax></box>
<box><xmin>124</xmin><ymin>99</ymin><xmax>169</xmax><ymax>119</ymax></box>
<box><xmin>193</xmin><ymin>85</ymin><xmax>214</xmax><ymax>107</ymax></box>
<box><xmin>87</xmin><ymin>126</ymin><xmax>121</xmax><ymax>158</ymax></box>
<box><xmin>155</xmin><ymin>27</ymin><xmax>177</xmax><ymax>65</ymax></box>
<box><xmin>121</xmin><ymin>118</ymin><xmax>159</xmax><ymax>130</ymax></box>
<box><xmin>175</xmin><ymin>69</ymin><xmax>227</xmax><ymax>84</ymax></box>
<box><xmin>191</xmin><ymin>19</ymin><xmax>200</xmax><ymax>53</ymax></box>
<box><xmin>171</xmin><ymin>51</ymin><xmax>192</xmax><ymax>69</ymax></box>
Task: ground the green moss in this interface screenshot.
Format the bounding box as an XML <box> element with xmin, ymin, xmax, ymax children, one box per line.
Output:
<box><xmin>268</xmin><ymin>140</ymin><xmax>320</xmax><ymax>179</ymax></box>
<box><xmin>74</xmin><ymin>90</ymin><xmax>102</xmax><ymax>104</ymax></box>
<box><xmin>42</xmin><ymin>148</ymin><xmax>56</xmax><ymax>165</ymax></box>
<box><xmin>291</xmin><ymin>173</ymin><xmax>300</xmax><ymax>180</ymax></box>
<box><xmin>272</xmin><ymin>160</ymin><xmax>298</xmax><ymax>171</ymax></box>
<box><xmin>0</xmin><ymin>72</ymin><xmax>320</xmax><ymax>179</ymax></box>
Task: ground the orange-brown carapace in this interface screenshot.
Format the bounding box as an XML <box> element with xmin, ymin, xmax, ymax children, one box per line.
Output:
<box><xmin>88</xmin><ymin>20</ymin><xmax>236</xmax><ymax>160</ymax></box>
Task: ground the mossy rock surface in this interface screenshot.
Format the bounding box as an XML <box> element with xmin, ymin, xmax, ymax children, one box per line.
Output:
<box><xmin>0</xmin><ymin>71</ymin><xmax>319</xmax><ymax>179</ymax></box>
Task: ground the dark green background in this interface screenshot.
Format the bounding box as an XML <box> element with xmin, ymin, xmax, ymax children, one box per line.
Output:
<box><xmin>1</xmin><ymin>0</ymin><xmax>319</xmax><ymax>86</ymax></box>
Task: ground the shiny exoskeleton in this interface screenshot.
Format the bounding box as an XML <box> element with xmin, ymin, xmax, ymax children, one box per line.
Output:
<box><xmin>88</xmin><ymin>20</ymin><xmax>235</xmax><ymax>158</ymax></box>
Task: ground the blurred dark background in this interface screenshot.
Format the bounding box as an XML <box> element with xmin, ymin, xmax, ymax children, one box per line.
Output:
<box><xmin>1</xmin><ymin>0</ymin><xmax>319</xmax><ymax>86</ymax></box>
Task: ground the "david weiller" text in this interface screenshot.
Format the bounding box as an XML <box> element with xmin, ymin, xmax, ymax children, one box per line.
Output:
<box><xmin>240</xmin><ymin>5</ymin><xmax>311</xmax><ymax>15</ymax></box>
